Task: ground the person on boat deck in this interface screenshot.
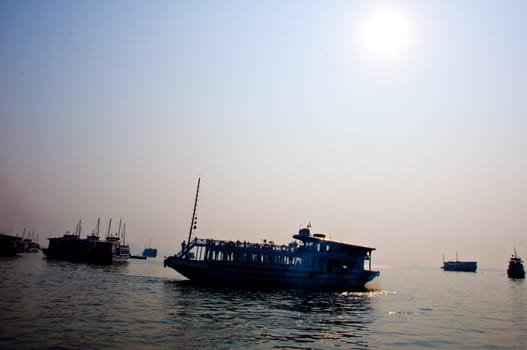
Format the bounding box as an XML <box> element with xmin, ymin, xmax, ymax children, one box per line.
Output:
<box><xmin>181</xmin><ymin>240</ymin><xmax>186</xmax><ymax>251</ymax></box>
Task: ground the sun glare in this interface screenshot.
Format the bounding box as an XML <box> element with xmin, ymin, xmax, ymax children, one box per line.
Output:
<box><xmin>360</xmin><ymin>9</ymin><xmax>412</xmax><ymax>59</ymax></box>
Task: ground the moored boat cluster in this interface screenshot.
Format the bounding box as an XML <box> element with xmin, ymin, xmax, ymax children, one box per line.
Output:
<box><xmin>42</xmin><ymin>218</ymin><xmax>130</xmax><ymax>265</ymax></box>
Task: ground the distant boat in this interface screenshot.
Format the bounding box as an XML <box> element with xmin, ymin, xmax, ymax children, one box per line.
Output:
<box><xmin>142</xmin><ymin>238</ymin><xmax>157</xmax><ymax>258</ymax></box>
<box><xmin>442</xmin><ymin>253</ymin><xmax>477</xmax><ymax>272</ymax></box>
<box><xmin>507</xmin><ymin>249</ymin><xmax>525</xmax><ymax>279</ymax></box>
<box><xmin>42</xmin><ymin>218</ymin><xmax>128</xmax><ymax>265</ymax></box>
<box><xmin>16</xmin><ymin>229</ymin><xmax>41</xmax><ymax>252</ymax></box>
<box><xmin>164</xmin><ymin>178</ymin><xmax>380</xmax><ymax>290</ymax></box>
<box><xmin>102</xmin><ymin>219</ymin><xmax>130</xmax><ymax>264</ymax></box>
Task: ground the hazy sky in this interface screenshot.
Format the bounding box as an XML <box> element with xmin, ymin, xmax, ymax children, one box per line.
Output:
<box><xmin>1</xmin><ymin>0</ymin><xmax>526</xmax><ymax>268</ymax></box>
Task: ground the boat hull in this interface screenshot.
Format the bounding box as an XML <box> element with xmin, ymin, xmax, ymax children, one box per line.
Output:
<box><xmin>142</xmin><ymin>248</ymin><xmax>157</xmax><ymax>258</ymax></box>
<box><xmin>0</xmin><ymin>234</ymin><xmax>22</xmax><ymax>257</ymax></box>
<box><xmin>507</xmin><ymin>262</ymin><xmax>525</xmax><ymax>279</ymax></box>
<box><xmin>164</xmin><ymin>256</ymin><xmax>379</xmax><ymax>290</ymax></box>
<box><xmin>442</xmin><ymin>261</ymin><xmax>477</xmax><ymax>272</ymax></box>
<box><xmin>42</xmin><ymin>238</ymin><xmax>127</xmax><ymax>265</ymax></box>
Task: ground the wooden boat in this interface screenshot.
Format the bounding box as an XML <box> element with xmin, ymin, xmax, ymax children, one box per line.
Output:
<box><xmin>16</xmin><ymin>229</ymin><xmax>41</xmax><ymax>252</ymax></box>
<box><xmin>164</xmin><ymin>179</ymin><xmax>380</xmax><ymax>290</ymax></box>
<box><xmin>43</xmin><ymin>218</ymin><xmax>129</xmax><ymax>265</ymax></box>
<box><xmin>42</xmin><ymin>220</ymin><xmax>101</xmax><ymax>262</ymax></box>
<box><xmin>507</xmin><ymin>249</ymin><xmax>525</xmax><ymax>279</ymax></box>
<box><xmin>101</xmin><ymin>219</ymin><xmax>130</xmax><ymax>264</ymax></box>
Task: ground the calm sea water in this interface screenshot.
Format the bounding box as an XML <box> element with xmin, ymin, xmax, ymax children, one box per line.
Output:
<box><xmin>1</xmin><ymin>253</ymin><xmax>525</xmax><ymax>349</ymax></box>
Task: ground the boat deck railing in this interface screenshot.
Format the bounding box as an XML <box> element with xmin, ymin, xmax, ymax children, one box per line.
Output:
<box><xmin>177</xmin><ymin>237</ymin><xmax>300</xmax><ymax>258</ymax></box>
<box><xmin>176</xmin><ymin>237</ymin><xmax>372</xmax><ymax>259</ymax></box>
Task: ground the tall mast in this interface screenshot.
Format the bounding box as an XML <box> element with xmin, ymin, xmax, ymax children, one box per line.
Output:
<box><xmin>96</xmin><ymin>217</ymin><xmax>100</xmax><ymax>237</ymax></box>
<box><xmin>76</xmin><ymin>219</ymin><xmax>82</xmax><ymax>237</ymax></box>
<box><xmin>108</xmin><ymin>218</ymin><xmax>112</xmax><ymax>237</ymax></box>
<box><xmin>118</xmin><ymin>219</ymin><xmax>122</xmax><ymax>239</ymax></box>
<box><xmin>187</xmin><ymin>177</ymin><xmax>201</xmax><ymax>245</ymax></box>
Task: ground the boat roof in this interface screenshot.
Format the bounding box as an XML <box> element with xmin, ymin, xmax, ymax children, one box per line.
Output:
<box><xmin>0</xmin><ymin>233</ymin><xmax>23</xmax><ymax>240</ymax></box>
<box><xmin>292</xmin><ymin>231</ymin><xmax>376</xmax><ymax>252</ymax></box>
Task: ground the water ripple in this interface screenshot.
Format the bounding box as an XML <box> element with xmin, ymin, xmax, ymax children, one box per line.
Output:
<box><xmin>2</xmin><ymin>255</ymin><xmax>526</xmax><ymax>349</ymax></box>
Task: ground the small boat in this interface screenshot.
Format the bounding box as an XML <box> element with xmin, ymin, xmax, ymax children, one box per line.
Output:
<box><xmin>142</xmin><ymin>238</ymin><xmax>157</xmax><ymax>258</ymax></box>
<box><xmin>164</xmin><ymin>179</ymin><xmax>380</xmax><ymax>290</ymax></box>
<box><xmin>507</xmin><ymin>249</ymin><xmax>525</xmax><ymax>279</ymax></box>
<box><xmin>441</xmin><ymin>253</ymin><xmax>477</xmax><ymax>272</ymax></box>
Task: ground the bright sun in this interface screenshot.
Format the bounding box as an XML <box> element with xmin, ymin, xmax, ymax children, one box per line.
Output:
<box><xmin>360</xmin><ymin>9</ymin><xmax>412</xmax><ymax>58</ymax></box>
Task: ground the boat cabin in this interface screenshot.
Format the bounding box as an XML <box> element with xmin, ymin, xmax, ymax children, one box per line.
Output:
<box><xmin>179</xmin><ymin>227</ymin><xmax>376</xmax><ymax>274</ymax></box>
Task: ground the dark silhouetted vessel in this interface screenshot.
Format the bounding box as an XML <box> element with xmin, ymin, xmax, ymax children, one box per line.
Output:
<box><xmin>507</xmin><ymin>249</ymin><xmax>525</xmax><ymax>279</ymax></box>
<box><xmin>164</xmin><ymin>179</ymin><xmax>380</xmax><ymax>290</ymax></box>
<box><xmin>0</xmin><ymin>233</ymin><xmax>22</xmax><ymax>256</ymax></box>
<box><xmin>42</xmin><ymin>218</ymin><xmax>129</xmax><ymax>265</ymax></box>
<box><xmin>142</xmin><ymin>238</ymin><xmax>157</xmax><ymax>258</ymax></box>
<box><xmin>442</xmin><ymin>253</ymin><xmax>477</xmax><ymax>272</ymax></box>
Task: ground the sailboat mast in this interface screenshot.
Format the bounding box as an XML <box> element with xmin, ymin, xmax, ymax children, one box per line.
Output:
<box><xmin>187</xmin><ymin>177</ymin><xmax>201</xmax><ymax>245</ymax></box>
<box><xmin>117</xmin><ymin>219</ymin><xmax>122</xmax><ymax>238</ymax></box>
<box><xmin>76</xmin><ymin>219</ymin><xmax>82</xmax><ymax>237</ymax></box>
<box><xmin>108</xmin><ymin>218</ymin><xmax>112</xmax><ymax>238</ymax></box>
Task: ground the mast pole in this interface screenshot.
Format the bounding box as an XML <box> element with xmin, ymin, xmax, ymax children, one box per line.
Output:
<box><xmin>187</xmin><ymin>177</ymin><xmax>201</xmax><ymax>246</ymax></box>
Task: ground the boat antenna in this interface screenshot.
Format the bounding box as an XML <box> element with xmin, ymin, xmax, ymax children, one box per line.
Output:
<box><xmin>96</xmin><ymin>217</ymin><xmax>100</xmax><ymax>237</ymax></box>
<box><xmin>187</xmin><ymin>177</ymin><xmax>201</xmax><ymax>245</ymax></box>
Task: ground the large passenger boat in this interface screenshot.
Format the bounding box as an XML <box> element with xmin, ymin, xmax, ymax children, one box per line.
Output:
<box><xmin>164</xmin><ymin>179</ymin><xmax>380</xmax><ymax>290</ymax></box>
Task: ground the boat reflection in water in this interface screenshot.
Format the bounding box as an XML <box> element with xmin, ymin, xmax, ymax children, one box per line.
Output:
<box><xmin>164</xmin><ymin>178</ymin><xmax>380</xmax><ymax>290</ymax></box>
<box><xmin>161</xmin><ymin>280</ymin><xmax>376</xmax><ymax>349</ymax></box>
